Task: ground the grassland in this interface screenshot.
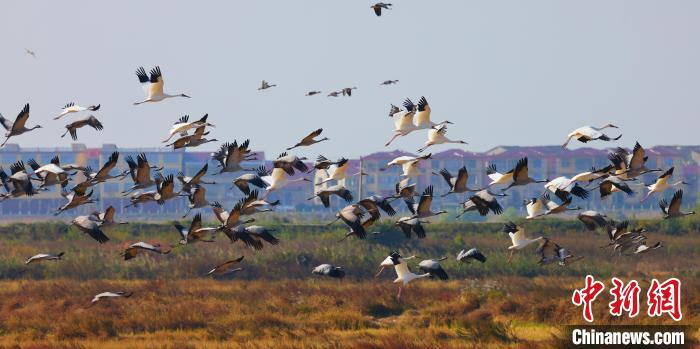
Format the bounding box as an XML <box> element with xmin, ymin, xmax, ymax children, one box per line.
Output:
<box><xmin>0</xmin><ymin>217</ymin><xmax>698</xmax><ymax>347</ymax></box>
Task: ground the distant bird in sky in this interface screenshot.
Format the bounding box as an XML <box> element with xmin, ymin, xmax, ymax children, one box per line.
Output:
<box><xmin>536</xmin><ymin>238</ymin><xmax>579</xmax><ymax>266</ymax></box>
<box><xmin>89</xmin><ymin>291</ymin><xmax>132</xmax><ymax>306</ymax></box>
<box><xmin>537</xmin><ymin>193</ymin><xmax>581</xmax><ymax>218</ymax></box>
<box><xmin>71</xmin><ymin>215</ymin><xmax>110</xmax><ymax>243</ymax></box>
<box><xmin>457</xmin><ymin>190</ymin><xmax>506</xmax><ymax>217</ymax></box>
<box><xmin>183</xmin><ymin>186</ymin><xmax>211</xmax><ymax>218</ymax></box>
<box><xmin>54</xmin><ymin>102</ymin><xmax>100</xmax><ymax>120</ymax></box>
<box><xmin>659</xmin><ymin>189</ymin><xmax>695</xmax><ymax>219</ymax></box>
<box><xmin>308</xmin><ymin>155</ymin><xmax>338</xmax><ymax>175</ymax></box>
<box><xmin>375</xmin><ymin>251</ymin><xmax>429</xmax><ymax>300</ymax></box>
<box><xmin>1</xmin><ymin>161</ymin><xmax>39</xmax><ymax>199</ymax></box>
<box><xmin>609</xmin><ymin>142</ymin><xmax>662</xmax><ymax>179</ymax></box>
<box><xmin>305</xmin><ymin>91</ymin><xmax>322</xmax><ymax>96</ymax></box>
<box><xmin>177</xmin><ymin>163</ymin><xmax>215</xmax><ymax>194</ymax></box>
<box><xmin>25</xmin><ymin>252</ymin><xmax>64</xmax><ymax>265</ymax></box>
<box><xmin>1</xmin><ymin>104</ymin><xmax>42</xmax><ymax>147</ymax></box>
<box><xmin>503</xmin><ymin>222</ymin><xmax>543</xmax><ymax>263</ymax></box>
<box><xmin>562</xmin><ymin>124</ymin><xmax>621</xmax><ymax>148</ymax></box>
<box><xmin>312</xmin><ymin>264</ymin><xmax>345</xmax><ymax>278</ymax></box>
<box><xmin>121</xmin><ymin>242</ymin><xmax>169</xmax><ymax>260</ymax></box>
<box><xmin>418</xmin><ymin>257</ymin><xmax>449</xmax><ymax>280</ymax></box>
<box><xmin>395</xmin><ymin>217</ymin><xmax>427</xmax><ymax>239</ymax></box>
<box><xmin>91</xmin><ymin>205</ymin><xmax>128</xmax><ymax>231</ymax></box>
<box><xmin>484</xmin><ymin>163</ymin><xmax>514</xmax><ymax>188</ymax></box>
<box><xmin>134</xmin><ymin>66</ymin><xmax>190</xmax><ymax>105</ymax></box>
<box><xmin>162</xmin><ymin>114</ymin><xmax>214</xmax><ymax>143</ymax></box>
<box><xmin>358</xmin><ymin>195</ymin><xmax>396</xmax><ymax>217</ymax></box>
<box><xmin>327</xmin><ymin>91</ymin><xmax>341</xmax><ymax>97</ymax></box>
<box><xmin>258</xmin><ymin>80</ymin><xmax>277</xmax><ymax>90</ymax></box>
<box><xmin>384</xmin><ymin>153</ymin><xmax>431</xmax><ymax>170</ymax></box>
<box><xmin>544</xmin><ymin>176</ymin><xmax>589</xmax><ymax>201</ymax></box>
<box><xmin>502</xmin><ymin>157</ymin><xmax>548</xmax><ymax>191</ymax></box>
<box><xmin>273</xmin><ymin>153</ymin><xmax>309</xmax><ymax>175</ymax></box>
<box><xmin>55</xmin><ymin>189</ymin><xmax>95</xmax><ymax>216</ymax></box>
<box><xmin>232</xmin><ymin>169</ymin><xmax>268</xmax><ymax>195</ymax></box>
<box><xmin>315</xmin><ymin>158</ymin><xmax>353</xmax><ymax>186</ymax></box>
<box><xmin>456</xmin><ymin>248</ymin><xmax>486</xmax><ymax>263</ymax></box>
<box><xmin>27</xmin><ymin>157</ymin><xmax>70</xmax><ymax>189</ymax></box>
<box><xmin>642</xmin><ymin>167</ymin><xmax>686</xmax><ymax>202</ymax></box>
<box><xmin>332</xmin><ymin>204</ymin><xmax>367</xmax><ymax>239</ymax></box>
<box><xmin>371</xmin><ymin>2</ymin><xmax>392</xmax><ymax>16</ymax></box>
<box><xmin>25</xmin><ymin>48</ymin><xmax>36</xmax><ymax>58</ymax></box>
<box><xmin>173</xmin><ymin>213</ymin><xmax>217</xmax><ymax>246</ymax></box>
<box><xmin>229</xmin><ymin>225</ymin><xmax>279</xmax><ymax>250</ymax></box>
<box><xmin>434</xmin><ymin>166</ymin><xmax>478</xmax><ymax>197</ymax></box>
<box><xmin>417</xmin><ymin>125</ymin><xmax>467</xmax><ymax>153</ymax></box>
<box><xmin>260</xmin><ymin>167</ymin><xmax>311</xmax><ymax>198</ymax></box>
<box><xmin>239</xmin><ymin>190</ymin><xmax>280</xmax><ymax>215</ymax></box>
<box><xmin>408</xmin><ymin>185</ymin><xmax>447</xmax><ymax>219</ymax></box>
<box><xmin>386</xmin><ymin>97</ymin><xmax>452</xmax><ymax>146</ymax></box>
<box><xmin>212</xmin><ymin>140</ymin><xmax>257</xmax><ymax>174</ymax></box>
<box><xmin>308</xmin><ymin>184</ymin><xmax>353</xmax><ymax>208</ymax></box>
<box><xmin>341</xmin><ymin>87</ymin><xmax>357</xmax><ymax>96</ymax></box>
<box><xmin>287</xmin><ymin>128</ymin><xmax>329</xmax><ymax>150</ymax></box>
<box><xmin>167</xmin><ymin>124</ymin><xmax>217</xmax><ymax>149</ymax></box>
<box><xmin>596</xmin><ymin>175</ymin><xmax>634</xmax><ymax>199</ymax></box>
<box><xmin>380</xmin><ymin>79</ymin><xmax>399</xmax><ymax>85</ymax></box>
<box><xmin>206</xmin><ymin>256</ymin><xmax>245</xmax><ymax>276</ymax></box>
<box><xmin>122</xmin><ymin>153</ymin><xmax>161</xmax><ymax>194</ymax></box>
<box><xmin>83</xmin><ymin>152</ymin><xmax>124</xmax><ymax>184</ymax></box>
<box><xmin>577</xmin><ymin>211</ymin><xmax>608</xmax><ymax>231</ymax></box>
<box><xmin>567</xmin><ymin>165</ymin><xmax>613</xmax><ymax>186</ymax></box>
<box><xmin>60</xmin><ymin>115</ymin><xmax>104</xmax><ymax>141</ymax></box>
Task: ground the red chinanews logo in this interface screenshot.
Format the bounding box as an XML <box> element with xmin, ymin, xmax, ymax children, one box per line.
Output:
<box><xmin>572</xmin><ymin>275</ymin><xmax>682</xmax><ymax>322</ymax></box>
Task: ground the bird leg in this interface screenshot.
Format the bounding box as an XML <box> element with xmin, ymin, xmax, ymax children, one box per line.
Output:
<box><xmin>397</xmin><ymin>285</ymin><xmax>403</xmax><ymax>301</ymax></box>
<box><xmin>374</xmin><ymin>266</ymin><xmax>385</xmax><ymax>278</ymax></box>
<box><xmin>182</xmin><ymin>208</ymin><xmax>192</xmax><ymax>218</ymax></box>
<box><xmin>507</xmin><ymin>250</ymin><xmax>514</xmax><ymax>264</ymax></box>
<box><xmin>385</xmin><ymin>133</ymin><xmax>402</xmax><ymax>147</ymax></box>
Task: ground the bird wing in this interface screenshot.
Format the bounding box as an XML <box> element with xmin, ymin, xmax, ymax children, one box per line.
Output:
<box><xmin>188</xmin><ymin>213</ymin><xmax>203</xmax><ymax>234</ymax></box>
<box><xmin>417</xmin><ymin>186</ymin><xmax>434</xmax><ymax>214</ymax></box>
<box><xmin>225</xmin><ymin>202</ymin><xmax>243</xmax><ymax>227</ymax></box>
<box><xmin>95</xmin><ymin>152</ymin><xmax>119</xmax><ymax>179</ymax></box>
<box><xmin>135</xmin><ymin>153</ymin><xmax>153</xmax><ymax>184</ymax></box>
<box><xmin>103</xmin><ymin>205</ymin><xmax>116</xmax><ymax>223</ymax></box>
<box><xmin>668</xmin><ymin>189</ymin><xmax>683</xmax><ymax>215</ymax></box>
<box><xmin>394</xmin><ymin>112</ymin><xmax>414</xmax><ymax>130</ymax></box>
<box><xmin>454</xmin><ymin>167</ymin><xmax>469</xmax><ymax>189</ymax></box>
<box><xmin>191</xmin><ymin>163</ymin><xmax>209</xmax><ymax>184</ymax></box>
<box><xmin>87</xmin><ymin>116</ymin><xmax>104</xmax><ymax>130</ymax></box>
<box><xmin>0</xmin><ymin>113</ymin><xmax>13</xmax><ymax>131</ymax></box>
<box><xmin>87</xmin><ymin>225</ymin><xmax>110</xmax><ymax>244</ymax></box>
<box><xmin>438</xmin><ymin>168</ymin><xmax>454</xmax><ymax>187</ymax></box>
<box><xmin>12</xmin><ymin>104</ymin><xmax>30</xmax><ymax>131</ymax></box>
<box><xmin>629</xmin><ymin>142</ymin><xmax>646</xmax><ymax>169</ymax></box>
<box><xmin>414</xmin><ymin>97</ymin><xmax>431</xmax><ymax>127</ymax></box>
<box><xmin>300</xmin><ymin>128</ymin><xmax>322</xmax><ymax>143</ymax></box>
<box><xmin>512</xmin><ymin>157</ymin><xmax>529</xmax><ymax>183</ymax></box>
<box><xmin>148</xmin><ymin>66</ymin><xmax>165</xmax><ymax>98</ymax></box>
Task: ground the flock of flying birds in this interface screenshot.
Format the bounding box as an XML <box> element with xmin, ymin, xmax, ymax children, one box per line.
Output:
<box><xmin>3</xmin><ymin>62</ymin><xmax>696</xmax><ymax>303</ymax></box>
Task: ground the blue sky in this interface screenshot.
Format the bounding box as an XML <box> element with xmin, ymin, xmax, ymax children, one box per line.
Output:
<box><xmin>1</xmin><ymin>1</ymin><xmax>698</xmax><ymax>159</ymax></box>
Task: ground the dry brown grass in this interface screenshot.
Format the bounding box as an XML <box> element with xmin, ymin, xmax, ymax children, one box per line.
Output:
<box><xmin>0</xmin><ymin>277</ymin><xmax>697</xmax><ymax>348</ymax></box>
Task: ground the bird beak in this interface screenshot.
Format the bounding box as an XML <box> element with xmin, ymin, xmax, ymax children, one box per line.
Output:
<box><xmin>374</xmin><ymin>266</ymin><xmax>385</xmax><ymax>278</ymax></box>
<box><xmin>182</xmin><ymin>94</ymin><xmax>191</xmax><ymax>98</ymax></box>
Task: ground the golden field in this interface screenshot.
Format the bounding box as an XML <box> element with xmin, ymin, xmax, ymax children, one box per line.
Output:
<box><xmin>0</xmin><ymin>219</ymin><xmax>698</xmax><ymax>348</ymax></box>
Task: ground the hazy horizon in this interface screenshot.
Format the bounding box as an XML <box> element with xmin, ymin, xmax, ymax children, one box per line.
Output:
<box><xmin>2</xmin><ymin>1</ymin><xmax>699</xmax><ymax>159</ymax></box>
